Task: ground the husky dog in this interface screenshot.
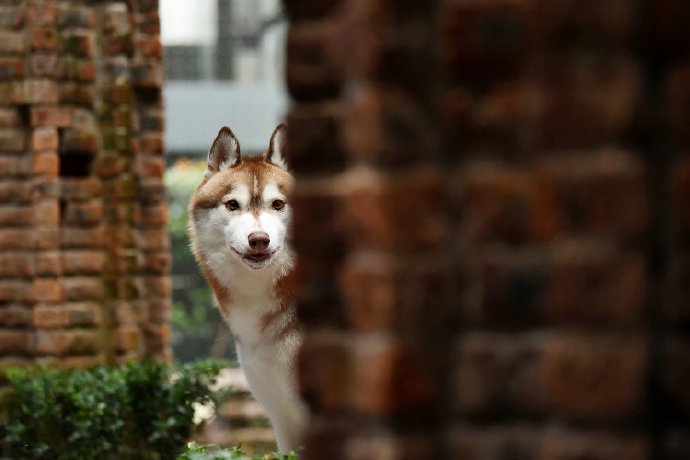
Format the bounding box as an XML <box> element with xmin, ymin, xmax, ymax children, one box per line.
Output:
<box><xmin>188</xmin><ymin>125</ymin><xmax>306</xmax><ymax>452</ymax></box>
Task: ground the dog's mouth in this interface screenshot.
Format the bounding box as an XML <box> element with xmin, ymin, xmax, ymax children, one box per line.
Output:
<box><xmin>231</xmin><ymin>247</ymin><xmax>274</xmax><ymax>270</ymax></box>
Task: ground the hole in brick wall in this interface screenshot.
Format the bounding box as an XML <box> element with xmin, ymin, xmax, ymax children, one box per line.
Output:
<box><xmin>59</xmin><ymin>199</ymin><xmax>67</xmax><ymax>222</ymax></box>
<box><xmin>136</xmin><ymin>87</ymin><xmax>162</xmax><ymax>105</ymax></box>
<box><xmin>59</xmin><ymin>152</ymin><xmax>93</xmax><ymax>177</ymax></box>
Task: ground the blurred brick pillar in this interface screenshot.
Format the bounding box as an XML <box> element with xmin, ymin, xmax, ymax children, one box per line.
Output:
<box><xmin>286</xmin><ymin>1</ymin><xmax>690</xmax><ymax>459</ymax></box>
<box><xmin>0</xmin><ymin>0</ymin><xmax>170</xmax><ymax>368</ymax></box>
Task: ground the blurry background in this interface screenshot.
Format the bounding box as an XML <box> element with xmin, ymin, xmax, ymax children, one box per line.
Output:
<box><xmin>160</xmin><ymin>0</ymin><xmax>288</xmax><ymax>362</ymax></box>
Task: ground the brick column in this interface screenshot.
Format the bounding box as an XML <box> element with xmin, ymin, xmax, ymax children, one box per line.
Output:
<box><xmin>287</xmin><ymin>1</ymin><xmax>690</xmax><ymax>459</ymax></box>
<box><xmin>0</xmin><ymin>0</ymin><xmax>170</xmax><ymax>369</ymax></box>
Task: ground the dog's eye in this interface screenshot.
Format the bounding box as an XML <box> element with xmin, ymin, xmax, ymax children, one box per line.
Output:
<box><xmin>225</xmin><ymin>199</ymin><xmax>239</xmax><ymax>211</ymax></box>
<box><xmin>272</xmin><ymin>200</ymin><xmax>285</xmax><ymax>211</ymax></box>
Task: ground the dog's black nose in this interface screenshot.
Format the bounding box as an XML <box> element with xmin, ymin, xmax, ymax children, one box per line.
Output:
<box><xmin>248</xmin><ymin>232</ymin><xmax>270</xmax><ymax>251</ymax></box>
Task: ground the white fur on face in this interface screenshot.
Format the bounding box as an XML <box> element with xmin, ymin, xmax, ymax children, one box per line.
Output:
<box><xmin>196</xmin><ymin>181</ymin><xmax>291</xmax><ymax>275</ymax></box>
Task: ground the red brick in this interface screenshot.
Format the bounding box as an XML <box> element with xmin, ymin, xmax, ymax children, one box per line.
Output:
<box><xmin>35</xmin><ymin>251</ymin><xmax>61</xmax><ymax>276</ymax></box>
<box><xmin>29</xmin><ymin>26</ymin><xmax>57</xmax><ymax>51</ymax></box>
<box><xmin>60</xmin><ymin>30</ymin><xmax>96</xmax><ymax>57</ymax></box>
<box><xmin>34</xmin><ymin>278</ymin><xmax>63</xmax><ymax>303</ymax></box>
<box><xmin>0</xmin><ymin>206</ymin><xmax>33</xmax><ymax>227</ymax></box>
<box><xmin>447</xmin><ymin>425</ymin><xmax>538</xmax><ymax>460</ymax></box>
<box><xmin>0</xmin><ymin>281</ymin><xmax>34</xmax><ymax>302</ymax></box>
<box><xmin>540</xmin><ymin>428</ymin><xmax>650</xmax><ymax>460</ymax></box>
<box><xmin>0</xmin><ymin>330</ymin><xmax>32</xmax><ymax>354</ymax></box>
<box><xmin>0</xmin><ymin>252</ymin><xmax>33</xmax><ymax>277</ymax></box>
<box><xmin>0</xmin><ymin>306</ymin><xmax>31</xmax><ymax>327</ymax></box>
<box><xmin>138</xmin><ymin>251</ymin><xmax>171</xmax><ymax>274</ymax></box>
<box><xmin>0</xmin><ymin>128</ymin><xmax>27</xmax><ymax>152</ymax></box>
<box><xmin>33</xmin><ymin>151</ymin><xmax>59</xmax><ymax>175</ymax></box>
<box><xmin>0</xmin><ymin>57</ymin><xmax>24</xmax><ymax>80</ymax></box>
<box><xmin>27</xmin><ymin>1</ymin><xmax>56</xmax><ymax>25</ymax></box>
<box><xmin>531</xmin><ymin>57</ymin><xmax>642</xmax><ymax>149</ymax></box>
<box><xmin>661</xmin><ymin>338</ymin><xmax>690</xmax><ymax>413</ymax></box>
<box><xmin>287</xmin><ymin>22</ymin><xmax>340</xmax><ymax>101</ymax></box>
<box><xmin>143</xmin><ymin>322</ymin><xmax>171</xmax><ymax>353</ymax></box>
<box><xmin>132</xmin><ymin>61</ymin><xmax>163</xmax><ymax>87</ymax></box>
<box><xmin>67</xmin><ymin>303</ymin><xmax>102</xmax><ymax>327</ymax></box>
<box><xmin>31</xmin><ymin>106</ymin><xmax>71</xmax><ymax>127</ymax></box>
<box><xmin>32</xmin><ymin>307</ymin><xmax>70</xmax><ymax>328</ymax></box>
<box><xmin>34</xmin><ymin>227</ymin><xmax>59</xmax><ymax>250</ymax></box>
<box><xmin>287</xmin><ymin>103</ymin><xmax>347</xmax><ymax>174</ymax></box>
<box><xmin>135</xmin><ymin>230</ymin><xmax>170</xmax><ymax>251</ymax></box>
<box><xmin>0</xmin><ymin>108</ymin><xmax>21</xmax><ymax>127</ymax></box>
<box><xmin>0</xmin><ymin>155</ymin><xmax>30</xmax><ymax>177</ymax></box>
<box><xmin>29</xmin><ymin>53</ymin><xmax>58</xmax><ymax>77</ymax></box>
<box><xmin>137</xmin><ymin>35</ymin><xmax>162</xmax><ymax>59</ymax></box>
<box><xmin>0</xmin><ymin>181</ymin><xmax>31</xmax><ymax>203</ymax></box>
<box><xmin>0</xmin><ymin>229</ymin><xmax>33</xmax><ymax>249</ymax></box>
<box><xmin>299</xmin><ymin>333</ymin><xmax>353</xmax><ymax>412</ymax></box>
<box><xmin>541</xmin><ymin>334</ymin><xmax>648</xmax><ymax>421</ymax></box>
<box><xmin>62</xmin><ymin>250</ymin><xmax>104</xmax><ymax>275</ymax></box>
<box><xmin>340</xmin><ymin>169</ymin><xmax>448</xmax><ymax>251</ymax></box>
<box><xmin>116</xmin><ymin>326</ymin><xmax>140</xmax><ymax>352</ymax></box>
<box><xmin>439</xmin><ymin>1</ymin><xmax>531</xmax><ymax>82</ymax></box>
<box><xmin>60</xmin><ymin>227</ymin><xmax>104</xmax><ymax>248</ymax></box>
<box><xmin>60</xmin><ymin>127</ymin><xmax>98</xmax><ymax>153</ymax></box>
<box><xmin>12</xmin><ymin>80</ymin><xmax>58</xmax><ymax>104</ymax></box>
<box><xmin>62</xmin><ymin>201</ymin><xmax>103</xmax><ymax>225</ymax></box>
<box><xmin>33</xmin><ymin>200</ymin><xmax>59</xmax><ymax>225</ymax></box>
<box><xmin>62</xmin><ymin>277</ymin><xmax>102</xmax><ymax>301</ymax></box>
<box><xmin>135</xmin><ymin>204</ymin><xmax>167</xmax><ymax>227</ymax></box>
<box><xmin>32</xmin><ymin>126</ymin><xmax>59</xmax><ymax>150</ymax></box>
<box><xmin>0</xmin><ymin>31</ymin><xmax>25</xmax><ymax>54</ymax></box>
<box><xmin>35</xmin><ymin>329</ymin><xmax>103</xmax><ymax>356</ymax></box>
<box><xmin>0</xmin><ymin>5</ymin><xmax>26</xmax><ymax>29</ymax></box>
<box><xmin>57</xmin><ymin>4</ymin><xmax>95</xmax><ymax>28</ymax></box>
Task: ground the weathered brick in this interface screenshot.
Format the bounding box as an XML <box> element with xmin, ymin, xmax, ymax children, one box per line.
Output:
<box><xmin>0</xmin><ymin>252</ymin><xmax>33</xmax><ymax>277</ymax></box>
<box><xmin>0</xmin><ymin>57</ymin><xmax>24</xmax><ymax>80</ymax></box>
<box><xmin>29</xmin><ymin>53</ymin><xmax>58</xmax><ymax>77</ymax></box>
<box><xmin>541</xmin><ymin>334</ymin><xmax>648</xmax><ymax>421</ymax></box>
<box><xmin>0</xmin><ymin>306</ymin><xmax>31</xmax><ymax>327</ymax></box>
<box><xmin>35</xmin><ymin>329</ymin><xmax>103</xmax><ymax>356</ymax></box>
<box><xmin>0</xmin><ymin>5</ymin><xmax>25</xmax><ymax>29</ymax></box>
<box><xmin>31</xmin><ymin>106</ymin><xmax>71</xmax><ymax>127</ymax></box>
<box><xmin>57</xmin><ymin>4</ymin><xmax>95</xmax><ymax>28</ymax></box>
<box><xmin>0</xmin><ymin>108</ymin><xmax>21</xmax><ymax>127</ymax></box>
<box><xmin>34</xmin><ymin>278</ymin><xmax>63</xmax><ymax>303</ymax></box>
<box><xmin>61</xmin><ymin>250</ymin><xmax>104</xmax><ymax>275</ymax></box>
<box><xmin>12</xmin><ymin>80</ymin><xmax>58</xmax><ymax>104</ymax></box>
<box><xmin>0</xmin><ymin>281</ymin><xmax>34</xmax><ymax>302</ymax></box>
<box><xmin>29</xmin><ymin>26</ymin><xmax>57</xmax><ymax>51</ymax></box>
<box><xmin>32</xmin><ymin>306</ymin><xmax>70</xmax><ymax>328</ymax></box>
<box><xmin>0</xmin><ymin>128</ymin><xmax>26</xmax><ymax>152</ymax></box>
<box><xmin>33</xmin><ymin>151</ymin><xmax>59</xmax><ymax>175</ymax></box>
<box><xmin>0</xmin><ymin>229</ymin><xmax>33</xmax><ymax>249</ymax></box>
<box><xmin>60</xmin><ymin>227</ymin><xmax>104</xmax><ymax>248</ymax></box>
<box><xmin>0</xmin><ymin>329</ymin><xmax>32</xmax><ymax>354</ymax></box>
<box><xmin>0</xmin><ymin>206</ymin><xmax>33</xmax><ymax>227</ymax></box>
<box><xmin>340</xmin><ymin>169</ymin><xmax>448</xmax><ymax>252</ymax></box>
<box><xmin>27</xmin><ymin>0</ymin><xmax>56</xmax><ymax>26</ymax></box>
<box><xmin>0</xmin><ymin>30</ymin><xmax>25</xmax><ymax>54</ymax></box>
<box><xmin>32</xmin><ymin>126</ymin><xmax>59</xmax><ymax>150</ymax></box>
<box><xmin>116</xmin><ymin>326</ymin><xmax>140</xmax><ymax>352</ymax></box>
<box><xmin>35</xmin><ymin>251</ymin><xmax>61</xmax><ymax>276</ymax></box>
<box><xmin>62</xmin><ymin>201</ymin><xmax>103</xmax><ymax>225</ymax></box>
<box><xmin>63</xmin><ymin>277</ymin><xmax>102</xmax><ymax>301</ymax></box>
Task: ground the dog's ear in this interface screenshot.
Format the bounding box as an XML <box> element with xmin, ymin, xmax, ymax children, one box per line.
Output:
<box><xmin>265</xmin><ymin>124</ymin><xmax>287</xmax><ymax>169</ymax></box>
<box><xmin>206</xmin><ymin>126</ymin><xmax>241</xmax><ymax>177</ymax></box>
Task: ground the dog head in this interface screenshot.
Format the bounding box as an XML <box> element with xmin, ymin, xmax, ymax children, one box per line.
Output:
<box><xmin>189</xmin><ymin>125</ymin><xmax>294</xmax><ymax>276</ymax></box>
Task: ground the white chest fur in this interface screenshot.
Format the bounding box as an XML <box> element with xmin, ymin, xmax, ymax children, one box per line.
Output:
<box><xmin>219</xmin><ymin>277</ymin><xmax>307</xmax><ymax>453</ymax></box>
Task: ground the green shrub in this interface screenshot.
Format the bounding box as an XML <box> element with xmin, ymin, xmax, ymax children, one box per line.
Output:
<box><xmin>2</xmin><ymin>359</ymin><xmax>230</xmax><ymax>460</ymax></box>
<box><xmin>178</xmin><ymin>442</ymin><xmax>298</xmax><ymax>460</ymax></box>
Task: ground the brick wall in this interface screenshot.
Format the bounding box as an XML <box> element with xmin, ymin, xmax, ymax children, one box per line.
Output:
<box><xmin>286</xmin><ymin>1</ymin><xmax>690</xmax><ymax>459</ymax></box>
<box><xmin>0</xmin><ymin>0</ymin><xmax>169</xmax><ymax>369</ymax></box>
